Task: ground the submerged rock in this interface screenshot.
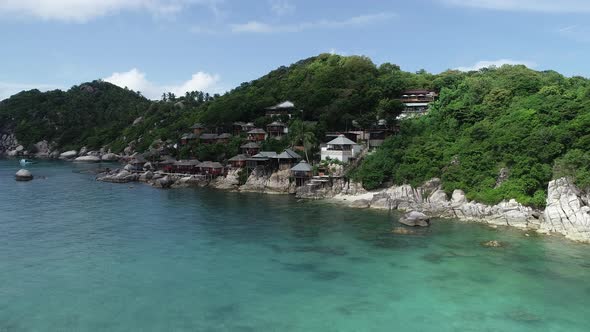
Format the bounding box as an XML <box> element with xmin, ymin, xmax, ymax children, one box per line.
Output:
<box><xmin>481</xmin><ymin>240</ymin><xmax>503</xmax><ymax>248</ymax></box>
<box><xmin>391</xmin><ymin>227</ymin><xmax>416</xmax><ymax>235</ymax></box>
<box><xmin>349</xmin><ymin>199</ymin><xmax>370</xmax><ymax>209</ymax></box>
<box><xmin>15</xmin><ymin>169</ymin><xmax>33</xmax><ymax>181</ymax></box>
<box><xmin>399</xmin><ymin>211</ymin><xmax>430</xmax><ymax>227</ymax></box>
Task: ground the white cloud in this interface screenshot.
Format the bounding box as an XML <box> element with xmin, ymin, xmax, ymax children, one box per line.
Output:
<box><xmin>440</xmin><ymin>0</ymin><xmax>590</xmax><ymax>13</ymax></box>
<box><xmin>231</xmin><ymin>12</ymin><xmax>396</xmax><ymax>33</ymax></box>
<box><xmin>104</xmin><ymin>68</ymin><xmax>221</xmax><ymax>99</ymax></box>
<box><xmin>0</xmin><ymin>82</ymin><xmax>61</xmax><ymax>101</ymax></box>
<box><xmin>270</xmin><ymin>0</ymin><xmax>295</xmax><ymax>16</ymax></box>
<box><xmin>0</xmin><ymin>0</ymin><xmax>220</xmax><ymax>22</ymax></box>
<box><xmin>456</xmin><ymin>59</ymin><xmax>537</xmax><ymax>71</ymax></box>
<box><xmin>557</xmin><ymin>25</ymin><xmax>590</xmax><ymax>42</ymax></box>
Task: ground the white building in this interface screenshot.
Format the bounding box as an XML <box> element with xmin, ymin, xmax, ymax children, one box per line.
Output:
<box><xmin>321</xmin><ymin>135</ymin><xmax>361</xmax><ymax>163</ymax></box>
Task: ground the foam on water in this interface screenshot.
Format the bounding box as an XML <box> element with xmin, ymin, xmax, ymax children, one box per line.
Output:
<box><xmin>1</xmin><ymin>160</ymin><xmax>589</xmax><ymax>331</ymax></box>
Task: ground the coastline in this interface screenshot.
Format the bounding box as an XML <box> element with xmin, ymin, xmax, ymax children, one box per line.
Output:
<box><xmin>94</xmin><ymin>163</ymin><xmax>590</xmax><ymax>245</ymax></box>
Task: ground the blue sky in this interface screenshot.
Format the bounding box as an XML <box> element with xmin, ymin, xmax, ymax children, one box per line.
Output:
<box><xmin>1</xmin><ymin>0</ymin><xmax>590</xmax><ymax>100</ymax></box>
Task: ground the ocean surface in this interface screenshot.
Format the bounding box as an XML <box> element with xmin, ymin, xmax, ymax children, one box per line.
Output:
<box><xmin>1</xmin><ymin>160</ymin><xmax>589</xmax><ymax>331</ymax></box>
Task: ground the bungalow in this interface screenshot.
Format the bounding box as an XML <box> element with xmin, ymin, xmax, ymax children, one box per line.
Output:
<box><xmin>321</xmin><ymin>134</ymin><xmax>361</xmax><ymax>163</ymax></box>
<box><xmin>399</xmin><ymin>90</ymin><xmax>438</xmax><ymax>118</ymax></box>
<box><xmin>265</xmin><ymin>101</ymin><xmax>298</xmax><ymax>118</ymax></box>
<box><xmin>129</xmin><ymin>155</ymin><xmax>147</xmax><ymax>172</ymax></box>
<box><xmin>233</xmin><ymin>122</ymin><xmax>255</xmax><ymax>135</ymax></box>
<box><xmin>216</xmin><ymin>133</ymin><xmax>232</xmax><ymax>144</ymax></box>
<box><xmin>228</xmin><ymin>154</ymin><xmax>248</xmax><ymax>168</ymax></box>
<box><xmin>291</xmin><ymin>160</ymin><xmax>313</xmax><ymax>186</ymax></box>
<box><xmin>200</xmin><ymin>133</ymin><xmax>218</xmax><ymax>144</ymax></box>
<box><xmin>266</xmin><ymin>121</ymin><xmax>288</xmax><ymax>138</ymax></box>
<box><xmin>172</xmin><ymin>160</ymin><xmax>201</xmax><ymax>174</ymax></box>
<box><xmin>273</xmin><ymin>148</ymin><xmax>302</xmax><ymax>170</ymax></box>
<box><xmin>156</xmin><ymin>156</ymin><xmax>176</xmax><ymax>172</ymax></box>
<box><xmin>191</xmin><ymin>123</ymin><xmax>206</xmax><ymax>136</ymax></box>
<box><xmin>180</xmin><ymin>133</ymin><xmax>198</xmax><ymax>145</ymax></box>
<box><xmin>246</xmin><ymin>151</ymin><xmax>277</xmax><ymax>170</ymax></box>
<box><xmin>247</xmin><ymin>128</ymin><xmax>267</xmax><ymax>142</ymax></box>
<box><xmin>199</xmin><ymin>161</ymin><xmax>225</xmax><ymax>176</ymax></box>
<box><xmin>240</xmin><ymin>142</ymin><xmax>261</xmax><ymax>156</ymax></box>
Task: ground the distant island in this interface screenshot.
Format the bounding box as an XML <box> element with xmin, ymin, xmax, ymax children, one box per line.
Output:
<box><xmin>2</xmin><ymin>53</ymin><xmax>590</xmax><ymax>242</ymax></box>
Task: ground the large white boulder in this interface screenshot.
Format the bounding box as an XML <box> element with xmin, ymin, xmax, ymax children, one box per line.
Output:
<box><xmin>74</xmin><ymin>155</ymin><xmax>101</xmax><ymax>162</ymax></box>
<box><xmin>59</xmin><ymin>150</ymin><xmax>78</xmax><ymax>159</ymax></box>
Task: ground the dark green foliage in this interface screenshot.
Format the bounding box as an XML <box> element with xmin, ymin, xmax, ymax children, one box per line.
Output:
<box><xmin>0</xmin><ymin>81</ymin><xmax>150</xmax><ymax>149</ymax></box>
<box><xmin>353</xmin><ymin>65</ymin><xmax>590</xmax><ymax>207</ymax></box>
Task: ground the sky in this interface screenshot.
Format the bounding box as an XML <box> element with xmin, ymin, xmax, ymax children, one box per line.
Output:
<box><xmin>1</xmin><ymin>0</ymin><xmax>590</xmax><ymax>100</ymax></box>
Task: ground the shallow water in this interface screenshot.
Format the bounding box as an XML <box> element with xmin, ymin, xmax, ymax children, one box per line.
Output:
<box><xmin>1</xmin><ymin>160</ymin><xmax>589</xmax><ymax>331</ymax></box>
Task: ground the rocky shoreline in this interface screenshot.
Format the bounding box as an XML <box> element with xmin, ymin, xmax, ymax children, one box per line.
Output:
<box><xmin>94</xmin><ymin>164</ymin><xmax>590</xmax><ymax>244</ymax></box>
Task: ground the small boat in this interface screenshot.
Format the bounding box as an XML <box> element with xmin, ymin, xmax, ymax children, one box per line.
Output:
<box><xmin>19</xmin><ymin>159</ymin><xmax>34</xmax><ymax>167</ymax></box>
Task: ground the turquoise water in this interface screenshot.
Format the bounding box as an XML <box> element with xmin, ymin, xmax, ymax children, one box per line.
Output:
<box><xmin>1</xmin><ymin>160</ymin><xmax>589</xmax><ymax>331</ymax></box>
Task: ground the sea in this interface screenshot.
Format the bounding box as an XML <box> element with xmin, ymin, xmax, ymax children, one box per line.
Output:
<box><xmin>1</xmin><ymin>160</ymin><xmax>589</xmax><ymax>331</ymax></box>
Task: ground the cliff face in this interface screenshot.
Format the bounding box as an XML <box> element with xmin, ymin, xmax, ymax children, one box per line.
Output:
<box><xmin>541</xmin><ymin>178</ymin><xmax>590</xmax><ymax>242</ymax></box>
<box><xmin>240</xmin><ymin>169</ymin><xmax>295</xmax><ymax>194</ymax></box>
<box><xmin>0</xmin><ymin>132</ymin><xmax>19</xmax><ymax>156</ymax></box>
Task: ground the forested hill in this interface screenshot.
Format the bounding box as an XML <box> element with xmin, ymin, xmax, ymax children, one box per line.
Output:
<box><xmin>0</xmin><ymin>81</ymin><xmax>151</xmax><ymax>150</ymax></box>
<box><xmin>3</xmin><ymin>54</ymin><xmax>590</xmax><ymax>207</ymax></box>
<box><xmin>353</xmin><ymin>65</ymin><xmax>590</xmax><ymax>207</ymax></box>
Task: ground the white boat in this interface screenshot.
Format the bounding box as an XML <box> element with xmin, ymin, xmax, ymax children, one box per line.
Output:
<box><xmin>19</xmin><ymin>159</ymin><xmax>34</xmax><ymax>167</ymax></box>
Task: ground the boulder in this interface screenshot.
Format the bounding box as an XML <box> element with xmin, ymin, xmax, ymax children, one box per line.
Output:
<box><xmin>349</xmin><ymin>199</ymin><xmax>370</xmax><ymax>209</ymax></box>
<box><xmin>15</xmin><ymin>169</ymin><xmax>33</xmax><ymax>181</ymax></box>
<box><xmin>73</xmin><ymin>155</ymin><xmax>101</xmax><ymax>162</ymax></box>
<box><xmin>79</xmin><ymin>147</ymin><xmax>88</xmax><ymax>156</ymax></box>
<box><xmin>59</xmin><ymin>150</ymin><xmax>78</xmax><ymax>159</ymax></box>
<box><xmin>399</xmin><ymin>211</ymin><xmax>430</xmax><ymax>227</ymax></box>
<box><xmin>139</xmin><ymin>171</ymin><xmax>154</xmax><ymax>182</ymax></box>
<box><xmin>154</xmin><ymin>176</ymin><xmax>173</xmax><ymax>189</ymax></box>
<box><xmin>101</xmin><ymin>153</ymin><xmax>119</xmax><ymax>161</ymax></box>
<box><xmin>49</xmin><ymin>150</ymin><xmax>61</xmax><ymax>159</ymax></box>
<box><xmin>34</xmin><ymin>140</ymin><xmax>50</xmax><ymax>158</ymax></box>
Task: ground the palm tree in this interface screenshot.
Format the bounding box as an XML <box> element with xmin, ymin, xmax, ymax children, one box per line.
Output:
<box><xmin>289</xmin><ymin>120</ymin><xmax>316</xmax><ymax>161</ymax></box>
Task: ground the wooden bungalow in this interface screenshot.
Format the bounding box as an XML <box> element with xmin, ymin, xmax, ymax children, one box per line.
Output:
<box><xmin>273</xmin><ymin>148</ymin><xmax>302</xmax><ymax>170</ymax></box>
<box><xmin>216</xmin><ymin>133</ymin><xmax>232</xmax><ymax>144</ymax></box>
<box><xmin>233</xmin><ymin>122</ymin><xmax>255</xmax><ymax>136</ymax></box>
<box><xmin>191</xmin><ymin>123</ymin><xmax>206</xmax><ymax>136</ymax></box>
<box><xmin>200</xmin><ymin>133</ymin><xmax>218</xmax><ymax>144</ymax></box>
<box><xmin>266</xmin><ymin>121</ymin><xmax>288</xmax><ymax>139</ymax></box>
<box><xmin>246</xmin><ymin>152</ymin><xmax>277</xmax><ymax>170</ymax></box>
<box><xmin>228</xmin><ymin>154</ymin><xmax>248</xmax><ymax>168</ymax></box>
<box><xmin>128</xmin><ymin>155</ymin><xmax>147</xmax><ymax>172</ymax></box>
<box><xmin>180</xmin><ymin>133</ymin><xmax>198</xmax><ymax>145</ymax></box>
<box><xmin>157</xmin><ymin>156</ymin><xmax>177</xmax><ymax>172</ymax></box>
<box><xmin>291</xmin><ymin>160</ymin><xmax>313</xmax><ymax>186</ymax></box>
<box><xmin>247</xmin><ymin>128</ymin><xmax>267</xmax><ymax>142</ymax></box>
<box><xmin>172</xmin><ymin>160</ymin><xmax>201</xmax><ymax>174</ymax></box>
<box><xmin>199</xmin><ymin>161</ymin><xmax>225</xmax><ymax>176</ymax></box>
<box><xmin>240</xmin><ymin>142</ymin><xmax>261</xmax><ymax>156</ymax></box>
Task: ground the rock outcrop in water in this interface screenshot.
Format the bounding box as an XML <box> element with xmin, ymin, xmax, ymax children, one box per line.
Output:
<box><xmin>15</xmin><ymin>169</ymin><xmax>33</xmax><ymax>181</ymax></box>
<box><xmin>541</xmin><ymin>178</ymin><xmax>590</xmax><ymax>242</ymax></box>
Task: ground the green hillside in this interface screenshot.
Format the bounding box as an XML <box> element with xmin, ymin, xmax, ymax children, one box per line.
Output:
<box><xmin>353</xmin><ymin>66</ymin><xmax>590</xmax><ymax>207</ymax></box>
<box><xmin>3</xmin><ymin>54</ymin><xmax>590</xmax><ymax>207</ymax></box>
